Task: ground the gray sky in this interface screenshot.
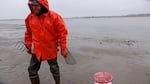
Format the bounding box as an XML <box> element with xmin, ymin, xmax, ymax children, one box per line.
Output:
<box><xmin>0</xmin><ymin>0</ymin><xmax>150</xmax><ymax>19</ymax></box>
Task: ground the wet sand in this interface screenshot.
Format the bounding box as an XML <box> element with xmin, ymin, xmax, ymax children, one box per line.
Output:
<box><xmin>0</xmin><ymin>17</ymin><xmax>150</xmax><ymax>84</ymax></box>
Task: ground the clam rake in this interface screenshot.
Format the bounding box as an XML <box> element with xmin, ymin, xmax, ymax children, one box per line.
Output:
<box><xmin>15</xmin><ymin>41</ymin><xmax>27</xmax><ymax>52</ymax></box>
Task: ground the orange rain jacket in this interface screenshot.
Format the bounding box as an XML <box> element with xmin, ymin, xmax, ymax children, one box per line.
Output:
<box><xmin>24</xmin><ymin>0</ymin><xmax>68</xmax><ymax>62</ymax></box>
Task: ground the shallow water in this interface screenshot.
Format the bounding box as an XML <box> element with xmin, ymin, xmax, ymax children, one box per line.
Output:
<box><xmin>65</xmin><ymin>17</ymin><xmax>150</xmax><ymax>41</ymax></box>
<box><xmin>0</xmin><ymin>17</ymin><xmax>150</xmax><ymax>40</ymax></box>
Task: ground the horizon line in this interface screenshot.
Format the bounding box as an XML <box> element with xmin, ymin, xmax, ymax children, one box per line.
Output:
<box><xmin>0</xmin><ymin>13</ymin><xmax>150</xmax><ymax>20</ymax></box>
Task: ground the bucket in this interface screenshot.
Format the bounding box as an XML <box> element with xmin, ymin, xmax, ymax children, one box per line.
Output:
<box><xmin>94</xmin><ymin>72</ymin><xmax>112</xmax><ymax>84</ymax></box>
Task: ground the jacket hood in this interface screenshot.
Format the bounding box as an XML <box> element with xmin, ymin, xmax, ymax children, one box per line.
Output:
<box><xmin>37</xmin><ymin>0</ymin><xmax>49</xmax><ymax>10</ymax></box>
<box><xmin>28</xmin><ymin>0</ymin><xmax>49</xmax><ymax>13</ymax></box>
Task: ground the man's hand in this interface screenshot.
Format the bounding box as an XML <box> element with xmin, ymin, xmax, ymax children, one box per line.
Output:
<box><xmin>61</xmin><ymin>48</ymin><xmax>68</xmax><ymax>58</ymax></box>
<box><xmin>26</xmin><ymin>49</ymin><xmax>32</xmax><ymax>54</ymax></box>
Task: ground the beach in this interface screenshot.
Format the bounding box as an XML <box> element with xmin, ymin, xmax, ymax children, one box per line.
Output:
<box><xmin>0</xmin><ymin>17</ymin><xmax>150</xmax><ymax>84</ymax></box>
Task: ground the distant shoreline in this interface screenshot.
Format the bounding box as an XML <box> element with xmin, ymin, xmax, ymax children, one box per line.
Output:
<box><xmin>65</xmin><ymin>14</ymin><xmax>150</xmax><ymax>19</ymax></box>
<box><xmin>0</xmin><ymin>14</ymin><xmax>150</xmax><ymax>20</ymax></box>
<box><xmin>66</xmin><ymin>15</ymin><xmax>150</xmax><ymax>19</ymax></box>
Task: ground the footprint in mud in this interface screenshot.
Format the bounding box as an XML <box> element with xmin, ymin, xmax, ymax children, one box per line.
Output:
<box><xmin>125</xmin><ymin>40</ymin><xmax>136</xmax><ymax>46</ymax></box>
<box><xmin>99</xmin><ymin>38</ymin><xmax>136</xmax><ymax>46</ymax></box>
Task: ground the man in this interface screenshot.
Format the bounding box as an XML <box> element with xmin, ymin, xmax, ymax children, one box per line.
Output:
<box><xmin>24</xmin><ymin>0</ymin><xmax>68</xmax><ymax>84</ymax></box>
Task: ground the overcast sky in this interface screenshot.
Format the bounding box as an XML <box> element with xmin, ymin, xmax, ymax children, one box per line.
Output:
<box><xmin>0</xmin><ymin>0</ymin><xmax>150</xmax><ymax>19</ymax></box>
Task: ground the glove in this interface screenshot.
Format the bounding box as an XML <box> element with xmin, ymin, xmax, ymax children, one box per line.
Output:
<box><xmin>25</xmin><ymin>44</ymin><xmax>32</xmax><ymax>54</ymax></box>
<box><xmin>26</xmin><ymin>49</ymin><xmax>32</xmax><ymax>54</ymax></box>
<box><xmin>61</xmin><ymin>48</ymin><xmax>68</xmax><ymax>58</ymax></box>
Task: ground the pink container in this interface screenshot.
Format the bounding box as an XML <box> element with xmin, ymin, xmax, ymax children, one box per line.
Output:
<box><xmin>94</xmin><ymin>72</ymin><xmax>112</xmax><ymax>84</ymax></box>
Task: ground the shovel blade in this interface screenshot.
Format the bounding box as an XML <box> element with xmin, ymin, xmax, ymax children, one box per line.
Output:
<box><xmin>65</xmin><ymin>48</ymin><xmax>76</xmax><ymax>65</ymax></box>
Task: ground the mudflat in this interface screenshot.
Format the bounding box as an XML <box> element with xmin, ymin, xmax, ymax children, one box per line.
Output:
<box><xmin>0</xmin><ymin>17</ymin><xmax>150</xmax><ymax>84</ymax></box>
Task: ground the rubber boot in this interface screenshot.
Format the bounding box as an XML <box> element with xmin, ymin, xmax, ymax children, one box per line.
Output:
<box><xmin>30</xmin><ymin>75</ymin><xmax>40</xmax><ymax>84</ymax></box>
